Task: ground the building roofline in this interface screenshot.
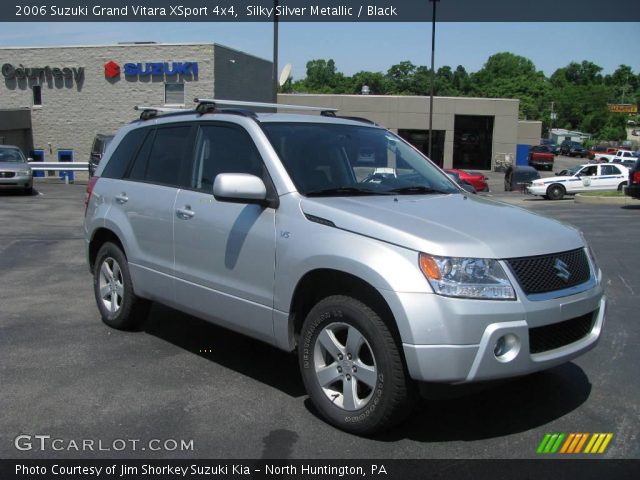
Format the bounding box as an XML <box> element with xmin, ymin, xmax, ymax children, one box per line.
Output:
<box><xmin>279</xmin><ymin>93</ymin><xmax>520</xmax><ymax>103</ymax></box>
<box><xmin>0</xmin><ymin>42</ymin><xmax>215</xmax><ymax>50</ymax></box>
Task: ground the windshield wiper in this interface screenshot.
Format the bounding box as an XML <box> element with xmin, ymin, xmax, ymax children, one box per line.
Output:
<box><xmin>388</xmin><ymin>185</ymin><xmax>450</xmax><ymax>195</ymax></box>
<box><xmin>305</xmin><ymin>186</ymin><xmax>390</xmax><ymax>197</ymax></box>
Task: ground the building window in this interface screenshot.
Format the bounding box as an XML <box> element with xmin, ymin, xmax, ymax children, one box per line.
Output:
<box><xmin>32</xmin><ymin>85</ymin><xmax>42</xmax><ymax>106</ymax></box>
<box><xmin>165</xmin><ymin>83</ymin><xmax>184</xmax><ymax>105</ymax></box>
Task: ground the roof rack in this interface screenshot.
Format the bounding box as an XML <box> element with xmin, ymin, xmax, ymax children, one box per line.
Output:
<box><xmin>133</xmin><ymin>105</ymin><xmax>189</xmax><ymax>120</ymax></box>
<box><xmin>194</xmin><ymin>98</ymin><xmax>338</xmax><ymax>115</ymax></box>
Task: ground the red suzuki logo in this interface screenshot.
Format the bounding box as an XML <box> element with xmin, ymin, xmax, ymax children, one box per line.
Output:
<box><xmin>104</xmin><ymin>61</ymin><xmax>120</xmax><ymax>78</ymax></box>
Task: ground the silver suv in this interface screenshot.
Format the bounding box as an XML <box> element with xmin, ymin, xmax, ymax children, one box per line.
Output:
<box><xmin>84</xmin><ymin>99</ymin><xmax>606</xmax><ymax>434</ymax></box>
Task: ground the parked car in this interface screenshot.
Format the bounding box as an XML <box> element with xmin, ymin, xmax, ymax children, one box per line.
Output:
<box><xmin>89</xmin><ymin>133</ymin><xmax>115</xmax><ymax>177</ymax></box>
<box><xmin>0</xmin><ymin>144</ymin><xmax>33</xmax><ymax>194</ymax></box>
<box><xmin>445</xmin><ymin>171</ymin><xmax>476</xmax><ymax>194</ymax></box>
<box><xmin>559</xmin><ymin>140</ymin><xmax>587</xmax><ymax>157</ymax></box>
<box><xmin>444</xmin><ymin>168</ymin><xmax>488</xmax><ymax>191</ymax></box>
<box><xmin>528</xmin><ymin>145</ymin><xmax>555</xmax><ymax>170</ymax></box>
<box><xmin>504</xmin><ymin>165</ymin><xmax>540</xmax><ymax>192</ymax></box>
<box><xmin>84</xmin><ymin>99</ymin><xmax>606</xmax><ymax>434</ymax></box>
<box><xmin>625</xmin><ymin>158</ymin><xmax>640</xmax><ymax>199</ymax></box>
<box><xmin>593</xmin><ymin>149</ymin><xmax>638</xmax><ymax>164</ymax></box>
<box><xmin>587</xmin><ymin>145</ymin><xmax>609</xmax><ymax>160</ymax></box>
<box><xmin>528</xmin><ymin>163</ymin><xmax>628</xmax><ymax>200</ymax></box>
<box><xmin>540</xmin><ymin>139</ymin><xmax>559</xmax><ymax>155</ymax></box>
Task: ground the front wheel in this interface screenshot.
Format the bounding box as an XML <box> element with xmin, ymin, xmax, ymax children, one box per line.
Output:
<box><xmin>93</xmin><ymin>242</ymin><xmax>150</xmax><ymax>330</ymax></box>
<box><xmin>546</xmin><ymin>184</ymin><xmax>565</xmax><ymax>200</ymax></box>
<box><xmin>299</xmin><ymin>295</ymin><xmax>415</xmax><ymax>435</ymax></box>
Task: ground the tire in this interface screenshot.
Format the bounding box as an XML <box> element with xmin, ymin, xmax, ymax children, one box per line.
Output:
<box><xmin>546</xmin><ymin>184</ymin><xmax>565</xmax><ymax>201</ymax></box>
<box><xmin>24</xmin><ymin>187</ymin><xmax>33</xmax><ymax>195</ymax></box>
<box><xmin>93</xmin><ymin>242</ymin><xmax>150</xmax><ymax>330</ymax></box>
<box><xmin>618</xmin><ymin>181</ymin><xmax>627</xmax><ymax>192</ymax></box>
<box><xmin>299</xmin><ymin>295</ymin><xmax>415</xmax><ymax>435</ymax></box>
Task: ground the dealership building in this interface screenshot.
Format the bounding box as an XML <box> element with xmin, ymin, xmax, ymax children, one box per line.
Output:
<box><xmin>1</xmin><ymin>42</ymin><xmax>539</xmax><ymax>171</ymax></box>
<box><xmin>0</xmin><ymin>42</ymin><xmax>273</xmax><ymax>163</ymax></box>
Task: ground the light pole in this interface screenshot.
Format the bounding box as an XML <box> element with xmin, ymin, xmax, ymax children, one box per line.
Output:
<box><xmin>272</xmin><ymin>0</ymin><xmax>279</xmax><ymax>103</ymax></box>
<box><xmin>428</xmin><ymin>0</ymin><xmax>439</xmax><ymax>161</ymax></box>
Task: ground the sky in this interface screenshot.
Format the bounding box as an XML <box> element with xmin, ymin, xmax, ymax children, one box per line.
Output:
<box><xmin>0</xmin><ymin>22</ymin><xmax>638</xmax><ymax>80</ymax></box>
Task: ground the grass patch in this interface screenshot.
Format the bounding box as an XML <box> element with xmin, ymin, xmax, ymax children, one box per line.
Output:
<box><xmin>579</xmin><ymin>190</ymin><xmax>625</xmax><ymax>197</ymax></box>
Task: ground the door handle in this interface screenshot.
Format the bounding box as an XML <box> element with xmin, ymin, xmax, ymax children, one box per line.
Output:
<box><xmin>176</xmin><ymin>206</ymin><xmax>195</xmax><ymax>219</ymax></box>
<box><xmin>115</xmin><ymin>193</ymin><xmax>128</xmax><ymax>204</ymax></box>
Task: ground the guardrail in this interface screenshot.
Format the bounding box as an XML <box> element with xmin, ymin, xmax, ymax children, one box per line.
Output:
<box><xmin>28</xmin><ymin>162</ymin><xmax>89</xmax><ymax>171</ymax></box>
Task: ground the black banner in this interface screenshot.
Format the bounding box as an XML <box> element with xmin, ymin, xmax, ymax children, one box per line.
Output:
<box><xmin>2</xmin><ymin>459</ymin><xmax>640</xmax><ymax>480</ymax></box>
<box><xmin>2</xmin><ymin>0</ymin><xmax>640</xmax><ymax>22</ymax></box>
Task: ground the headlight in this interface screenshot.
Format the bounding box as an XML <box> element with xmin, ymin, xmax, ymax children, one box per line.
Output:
<box><xmin>579</xmin><ymin>231</ymin><xmax>599</xmax><ymax>274</ymax></box>
<box><xmin>419</xmin><ymin>253</ymin><xmax>515</xmax><ymax>300</ymax></box>
<box><xmin>17</xmin><ymin>170</ymin><xmax>32</xmax><ymax>176</ymax></box>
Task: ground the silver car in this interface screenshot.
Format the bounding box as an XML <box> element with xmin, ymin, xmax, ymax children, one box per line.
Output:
<box><xmin>84</xmin><ymin>100</ymin><xmax>605</xmax><ymax>435</ymax></box>
<box><xmin>0</xmin><ymin>145</ymin><xmax>33</xmax><ymax>194</ymax></box>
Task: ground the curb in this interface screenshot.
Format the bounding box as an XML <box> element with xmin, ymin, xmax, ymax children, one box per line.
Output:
<box><xmin>574</xmin><ymin>193</ymin><xmax>638</xmax><ymax>205</ymax></box>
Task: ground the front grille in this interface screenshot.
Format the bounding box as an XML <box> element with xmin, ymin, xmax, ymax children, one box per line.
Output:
<box><xmin>529</xmin><ymin>312</ymin><xmax>595</xmax><ymax>354</ymax></box>
<box><xmin>507</xmin><ymin>248</ymin><xmax>591</xmax><ymax>295</ymax></box>
<box><xmin>0</xmin><ymin>171</ymin><xmax>16</xmax><ymax>178</ymax></box>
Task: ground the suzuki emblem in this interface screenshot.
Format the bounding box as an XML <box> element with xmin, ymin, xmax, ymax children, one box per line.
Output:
<box><xmin>554</xmin><ymin>258</ymin><xmax>571</xmax><ymax>282</ymax></box>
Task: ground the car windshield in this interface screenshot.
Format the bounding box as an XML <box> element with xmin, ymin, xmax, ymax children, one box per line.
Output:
<box><xmin>0</xmin><ymin>147</ymin><xmax>26</xmax><ymax>163</ymax></box>
<box><xmin>261</xmin><ymin>123</ymin><xmax>459</xmax><ymax>196</ymax></box>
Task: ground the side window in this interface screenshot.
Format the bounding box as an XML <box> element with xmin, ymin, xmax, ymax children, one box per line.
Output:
<box><xmin>102</xmin><ymin>128</ymin><xmax>148</xmax><ymax>179</ymax></box>
<box><xmin>581</xmin><ymin>166</ymin><xmax>597</xmax><ymax>176</ymax></box>
<box><xmin>127</xmin><ymin>129</ymin><xmax>155</xmax><ymax>181</ymax></box>
<box><xmin>611</xmin><ymin>165</ymin><xmax>623</xmax><ymax>175</ymax></box>
<box><xmin>190</xmin><ymin>125</ymin><xmax>263</xmax><ymax>192</ymax></box>
<box><xmin>144</xmin><ymin>126</ymin><xmax>192</xmax><ymax>186</ymax></box>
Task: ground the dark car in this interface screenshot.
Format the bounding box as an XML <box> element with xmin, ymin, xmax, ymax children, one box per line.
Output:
<box><xmin>528</xmin><ymin>145</ymin><xmax>555</xmax><ymax>170</ymax></box>
<box><xmin>540</xmin><ymin>138</ymin><xmax>559</xmax><ymax>155</ymax></box>
<box><xmin>559</xmin><ymin>140</ymin><xmax>586</xmax><ymax>158</ymax></box>
<box><xmin>504</xmin><ymin>165</ymin><xmax>541</xmax><ymax>192</ymax></box>
<box><xmin>89</xmin><ymin>133</ymin><xmax>115</xmax><ymax>177</ymax></box>
<box><xmin>625</xmin><ymin>158</ymin><xmax>640</xmax><ymax>199</ymax></box>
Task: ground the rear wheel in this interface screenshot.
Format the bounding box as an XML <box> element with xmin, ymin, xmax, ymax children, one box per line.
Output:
<box><xmin>618</xmin><ymin>181</ymin><xmax>627</xmax><ymax>192</ymax></box>
<box><xmin>546</xmin><ymin>184</ymin><xmax>565</xmax><ymax>200</ymax></box>
<box><xmin>93</xmin><ymin>242</ymin><xmax>150</xmax><ymax>330</ymax></box>
<box><xmin>299</xmin><ymin>295</ymin><xmax>415</xmax><ymax>435</ymax></box>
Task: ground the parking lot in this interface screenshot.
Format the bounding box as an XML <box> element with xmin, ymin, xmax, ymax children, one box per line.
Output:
<box><xmin>1</xmin><ymin>171</ymin><xmax>638</xmax><ymax>460</ymax></box>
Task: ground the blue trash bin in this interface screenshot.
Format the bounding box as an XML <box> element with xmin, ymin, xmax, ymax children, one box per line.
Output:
<box><xmin>30</xmin><ymin>150</ymin><xmax>45</xmax><ymax>177</ymax></box>
<box><xmin>57</xmin><ymin>149</ymin><xmax>75</xmax><ymax>183</ymax></box>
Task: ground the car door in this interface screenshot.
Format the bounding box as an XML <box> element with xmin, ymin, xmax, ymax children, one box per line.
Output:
<box><xmin>574</xmin><ymin>164</ymin><xmax>597</xmax><ymax>192</ymax></box>
<box><xmin>596</xmin><ymin>164</ymin><xmax>627</xmax><ymax>190</ymax></box>
<box><xmin>172</xmin><ymin>122</ymin><xmax>277</xmax><ymax>342</ymax></box>
<box><xmin>115</xmin><ymin>124</ymin><xmax>194</xmax><ymax>302</ymax></box>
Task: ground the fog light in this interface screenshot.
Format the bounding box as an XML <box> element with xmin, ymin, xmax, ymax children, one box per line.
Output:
<box><xmin>493</xmin><ymin>334</ymin><xmax>520</xmax><ymax>362</ymax></box>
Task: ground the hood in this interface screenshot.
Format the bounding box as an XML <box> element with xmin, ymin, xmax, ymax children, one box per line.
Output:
<box><xmin>0</xmin><ymin>161</ymin><xmax>29</xmax><ymax>170</ymax></box>
<box><xmin>300</xmin><ymin>193</ymin><xmax>583</xmax><ymax>259</ymax></box>
<box><xmin>532</xmin><ymin>175</ymin><xmax>579</xmax><ymax>185</ymax></box>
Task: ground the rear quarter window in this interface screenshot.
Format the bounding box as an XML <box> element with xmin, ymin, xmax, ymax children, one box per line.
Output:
<box><xmin>101</xmin><ymin>128</ymin><xmax>150</xmax><ymax>179</ymax></box>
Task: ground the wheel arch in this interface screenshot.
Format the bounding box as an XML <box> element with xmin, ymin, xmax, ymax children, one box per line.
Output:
<box><xmin>289</xmin><ymin>269</ymin><xmax>401</xmax><ymax>350</ymax></box>
<box><xmin>89</xmin><ymin>228</ymin><xmax>127</xmax><ymax>271</ymax></box>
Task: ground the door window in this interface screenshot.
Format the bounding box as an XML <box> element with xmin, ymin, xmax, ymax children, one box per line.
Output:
<box><xmin>190</xmin><ymin>125</ymin><xmax>263</xmax><ymax>192</ymax></box>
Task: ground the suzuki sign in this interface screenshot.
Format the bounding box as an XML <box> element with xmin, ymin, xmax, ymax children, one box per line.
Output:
<box><xmin>104</xmin><ymin>61</ymin><xmax>198</xmax><ymax>79</ymax></box>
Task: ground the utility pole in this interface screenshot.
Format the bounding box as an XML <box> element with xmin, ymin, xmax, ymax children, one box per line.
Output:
<box><xmin>272</xmin><ymin>0</ymin><xmax>279</xmax><ymax>103</ymax></box>
<box><xmin>428</xmin><ymin>0</ymin><xmax>439</xmax><ymax>161</ymax></box>
<box><xmin>550</xmin><ymin>101</ymin><xmax>556</xmax><ymax>140</ymax></box>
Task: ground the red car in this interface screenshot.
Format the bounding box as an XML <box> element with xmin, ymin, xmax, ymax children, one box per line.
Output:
<box><xmin>445</xmin><ymin>168</ymin><xmax>489</xmax><ymax>192</ymax></box>
<box><xmin>528</xmin><ymin>145</ymin><xmax>555</xmax><ymax>170</ymax></box>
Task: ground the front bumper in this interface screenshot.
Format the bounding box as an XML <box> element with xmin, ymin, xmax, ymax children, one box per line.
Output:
<box><xmin>383</xmin><ymin>260</ymin><xmax>605</xmax><ymax>384</ymax></box>
<box><xmin>0</xmin><ymin>173</ymin><xmax>32</xmax><ymax>189</ymax></box>
<box><xmin>527</xmin><ymin>185</ymin><xmax>546</xmax><ymax>196</ymax></box>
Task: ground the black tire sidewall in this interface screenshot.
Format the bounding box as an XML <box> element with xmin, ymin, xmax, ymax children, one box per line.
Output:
<box><xmin>299</xmin><ymin>296</ymin><xmax>406</xmax><ymax>434</ymax></box>
<box><xmin>93</xmin><ymin>242</ymin><xmax>138</xmax><ymax>329</ymax></box>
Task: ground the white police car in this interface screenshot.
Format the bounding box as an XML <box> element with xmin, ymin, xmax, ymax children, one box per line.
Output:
<box><xmin>527</xmin><ymin>163</ymin><xmax>628</xmax><ymax>200</ymax></box>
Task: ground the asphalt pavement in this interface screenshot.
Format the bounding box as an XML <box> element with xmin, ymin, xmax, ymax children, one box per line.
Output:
<box><xmin>0</xmin><ymin>175</ymin><xmax>638</xmax><ymax>460</ymax></box>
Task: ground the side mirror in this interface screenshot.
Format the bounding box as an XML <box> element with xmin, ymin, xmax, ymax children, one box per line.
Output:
<box><xmin>27</xmin><ymin>157</ymin><xmax>34</xmax><ymax>162</ymax></box>
<box><xmin>213</xmin><ymin>173</ymin><xmax>267</xmax><ymax>203</ymax></box>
